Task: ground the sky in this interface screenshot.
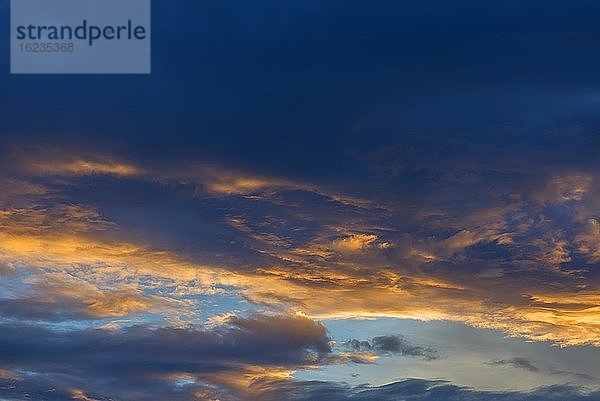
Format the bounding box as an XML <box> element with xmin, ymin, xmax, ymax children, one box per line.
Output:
<box><xmin>1</xmin><ymin>0</ymin><xmax>600</xmax><ymax>400</ymax></box>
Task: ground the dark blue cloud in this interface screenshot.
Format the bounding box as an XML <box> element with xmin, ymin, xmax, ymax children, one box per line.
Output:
<box><xmin>2</xmin><ymin>1</ymin><xmax>600</xmax><ymax>399</ymax></box>
<box><xmin>0</xmin><ymin>314</ymin><xmax>332</xmax><ymax>400</ymax></box>
<box><xmin>2</xmin><ymin>0</ymin><xmax>600</xmax><ymax>180</ymax></box>
<box><xmin>252</xmin><ymin>379</ymin><xmax>600</xmax><ymax>401</ymax></box>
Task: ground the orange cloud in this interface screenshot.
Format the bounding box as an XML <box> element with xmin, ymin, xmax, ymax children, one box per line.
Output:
<box><xmin>332</xmin><ymin>234</ymin><xmax>379</xmax><ymax>253</ymax></box>
<box><xmin>31</xmin><ymin>158</ymin><xmax>141</xmax><ymax>177</ymax></box>
<box><xmin>7</xmin><ymin>147</ymin><xmax>141</xmax><ymax>177</ymax></box>
<box><xmin>1</xmin><ymin>165</ymin><xmax>600</xmax><ymax>348</ymax></box>
<box><xmin>0</xmin><ymin>369</ymin><xmax>22</xmax><ymax>381</ymax></box>
<box><xmin>70</xmin><ymin>389</ymin><xmax>102</xmax><ymax>401</ymax></box>
<box><xmin>1</xmin><ymin>200</ymin><xmax>599</xmax><ymax>346</ymax></box>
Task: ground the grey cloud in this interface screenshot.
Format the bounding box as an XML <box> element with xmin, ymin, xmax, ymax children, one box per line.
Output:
<box><xmin>487</xmin><ymin>358</ymin><xmax>596</xmax><ymax>382</ymax></box>
<box><xmin>0</xmin><ymin>262</ymin><xmax>14</xmax><ymax>277</ymax></box>
<box><xmin>551</xmin><ymin>369</ymin><xmax>596</xmax><ymax>382</ymax></box>
<box><xmin>250</xmin><ymin>378</ymin><xmax>600</xmax><ymax>401</ymax></box>
<box><xmin>488</xmin><ymin>357</ymin><xmax>540</xmax><ymax>373</ymax></box>
<box><xmin>344</xmin><ymin>334</ymin><xmax>438</xmax><ymax>360</ymax></box>
<box><xmin>0</xmin><ymin>314</ymin><xmax>333</xmax><ymax>401</ymax></box>
<box><xmin>0</xmin><ymin>296</ymin><xmax>91</xmax><ymax>321</ymax></box>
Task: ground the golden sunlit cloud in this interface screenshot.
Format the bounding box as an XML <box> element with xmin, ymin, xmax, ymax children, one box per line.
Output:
<box><xmin>0</xmin><ymin>197</ymin><xmax>599</xmax><ymax>346</ymax></box>
<box><xmin>1</xmin><ymin>165</ymin><xmax>600</xmax><ymax>348</ymax></box>
<box><xmin>6</xmin><ymin>147</ymin><xmax>141</xmax><ymax>177</ymax></box>
<box><xmin>8</xmin><ymin>147</ymin><xmax>373</xmax><ymax>211</ymax></box>
<box><xmin>70</xmin><ymin>389</ymin><xmax>102</xmax><ymax>401</ymax></box>
<box><xmin>332</xmin><ymin>234</ymin><xmax>379</xmax><ymax>253</ymax></box>
<box><xmin>533</xmin><ymin>173</ymin><xmax>593</xmax><ymax>204</ymax></box>
<box><xmin>31</xmin><ymin>158</ymin><xmax>141</xmax><ymax>177</ymax></box>
<box><xmin>190</xmin><ymin>366</ymin><xmax>296</xmax><ymax>401</ymax></box>
<box><xmin>576</xmin><ymin>219</ymin><xmax>600</xmax><ymax>263</ymax></box>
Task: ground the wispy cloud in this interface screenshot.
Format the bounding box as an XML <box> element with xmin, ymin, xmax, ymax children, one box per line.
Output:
<box><xmin>488</xmin><ymin>357</ymin><xmax>540</xmax><ymax>373</ymax></box>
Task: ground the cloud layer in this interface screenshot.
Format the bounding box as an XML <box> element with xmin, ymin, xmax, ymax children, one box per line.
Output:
<box><xmin>3</xmin><ymin>0</ymin><xmax>600</xmax><ymax>398</ymax></box>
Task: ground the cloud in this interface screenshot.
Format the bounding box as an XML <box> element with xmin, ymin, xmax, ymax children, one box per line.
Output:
<box><xmin>2</xmin><ymin>150</ymin><xmax>600</xmax><ymax>347</ymax></box>
<box><xmin>7</xmin><ymin>148</ymin><xmax>141</xmax><ymax>177</ymax></box>
<box><xmin>343</xmin><ymin>335</ymin><xmax>438</xmax><ymax>360</ymax></box>
<box><xmin>486</xmin><ymin>357</ymin><xmax>597</xmax><ymax>382</ymax></box>
<box><xmin>533</xmin><ymin>173</ymin><xmax>593</xmax><ymax>204</ymax></box>
<box><xmin>245</xmin><ymin>378</ymin><xmax>600</xmax><ymax>401</ymax></box>
<box><xmin>0</xmin><ymin>262</ymin><xmax>14</xmax><ymax>277</ymax></box>
<box><xmin>575</xmin><ymin>219</ymin><xmax>600</xmax><ymax>263</ymax></box>
<box><xmin>4</xmin><ymin>147</ymin><xmax>371</xmax><ymax>210</ymax></box>
<box><xmin>0</xmin><ymin>189</ymin><xmax>599</xmax><ymax>346</ymax></box>
<box><xmin>0</xmin><ymin>179</ymin><xmax>50</xmax><ymax>208</ymax></box>
<box><xmin>488</xmin><ymin>357</ymin><xmax>540</xmax><ymax>373</ymax></box>
<box><xmin>0</xmin><ymin>272</ymin><xmax>178</xmax><ymax>321</ymax></box>
<box><xmin>0</xmin><ymin>369</ymin><xmax>21</xmax><ymax>380</ymax></box>
<box><xmin>331</xmin><ymin>234</ymin><xmax>379</xmax><ymax>253</ymax></box>
<box><xmin>70</xmin><ymin>389</ymin><xmax>104</xmax><ymax>401</ymax></box>
<box><xmin>0</xmin><ymin>314</ymin><xmax>334</xmax><ymax>401</ymax></box>
<box><xmin>4</xmin><ymin>1</ymin><xmax>600</xmax><ymax>399</ymax></box>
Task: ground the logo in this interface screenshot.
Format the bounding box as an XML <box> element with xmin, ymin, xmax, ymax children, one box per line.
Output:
<box><xmin>11</xmin><ymin>0</ymin><xmax>151</xmax><ymax>74</ymax></box>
